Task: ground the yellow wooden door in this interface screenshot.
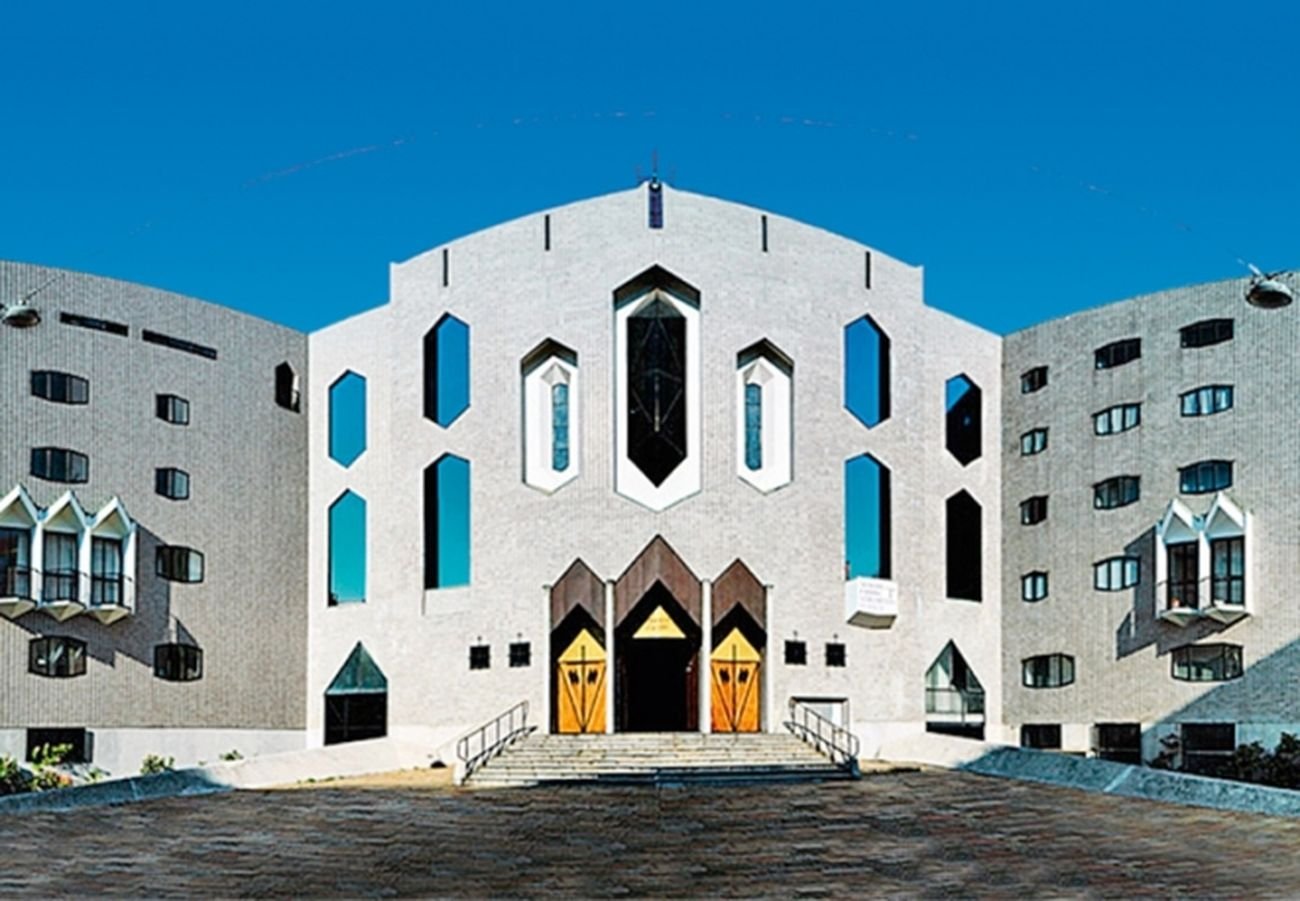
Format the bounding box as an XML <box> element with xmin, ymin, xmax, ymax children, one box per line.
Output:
<box><xmin>557</xmin><ymin>628</ymin><xmax>606</xmax><ymax>734</ymax></box>
<box><xmin>710</xmin><ymin>628</ymin><xmax>761</xmax><ymax>733</ymax></box>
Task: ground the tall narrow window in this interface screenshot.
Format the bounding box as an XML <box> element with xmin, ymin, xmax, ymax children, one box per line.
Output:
<box><xmin>628</xmin><ymin>298</ymin><xmax>687</xmax><ymax>486</ymax></box>
<box><xmin>1211</xmin><ymin>537</ymin><xmax>1244</xmax><ymax>606</ymax></box>
<box><xmin>328</xmin><ymin>372</ymin><xmax>367</xmax><ymax>467</ymax></box>
<box><xmin>275</xmin><ymin>362</ymin><xmax>301</xmax><ymax>412</ymax></box>
<box><xmin>425</xmin><ymin>455</ymin><xmax>470</xmax><ymax>589</ymax></box>
<box><xmin>1020</xmin><ymin>496</ymin><xmax>1048</xmax><ymax>525</ymax></box>
<box><xmin>944</xmin><ymin>375</ymin><xmax>981</xmax><ymax>465</ymax></box>
<box><xmin>946</xmin><ymin>491</ymin><xmax>981</xmax><ymax>601</ymax></box>
<box><xmin>424</xmin><ymin>314</ymin><xmax>470</xmax><ymax>427</ymax></box>
<box><xmin>552</xmin><ymin>383</ymin><xmax>570</xmax><ymax>472</ymax></box>
<box><xmin>42</xmin><ymin>532</ymin><xmax>79</xmax><ymax>602</ymax></box>
<box><xmin>328</xmin><ymin>491</ymin><xmax>366</xmax><ymax>605</ymax></box>
<box><xmin>845</xmin><ymin>454</ymin><xmax>891</xmax><ymax>579</ymax></box>
<box><xmin>90</xmin><ymin>537</ymin><xmax>123</xmax><ymax>608</ymax></box>
<box><xmin>744</xmin><ymin>383</ymin><xmax>762</xmax><ymax>471</ymax></box>
<box><xmin>1166</xmin><ymin>542</ymin><xmax>1198</xmax><ymax>612</ymax></box>
<box><xmin>844</xmin><ymin>315</ymin><xmax>890</xmax><ymax>428</ymax></box>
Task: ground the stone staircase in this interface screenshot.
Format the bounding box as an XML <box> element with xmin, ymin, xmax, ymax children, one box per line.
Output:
<box><xmin>464</xmin><ymin>732</ymin><xmax>856</xmax><ymax>788</ymax></box>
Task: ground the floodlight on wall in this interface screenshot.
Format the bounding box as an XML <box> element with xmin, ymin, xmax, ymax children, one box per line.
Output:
<box><xmin>0</xmin><ymin>301</ymin><xmax>41</xmax><ymax>327</ymax></box>
<box><xmin>1243</xmin><ymin>262</ymin><xmax>1294</xmax><ymax>309</ymax></box>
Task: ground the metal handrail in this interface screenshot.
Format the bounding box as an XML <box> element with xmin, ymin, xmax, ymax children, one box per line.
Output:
<box><xmin>1159</xmin><ymin>576</ymin><xmax>1246</xmax><ymax>613</ymax></box>
<box><xmin>924</xmin><ymin>687</ymin><xmax>986</xmax><ymax>721</ymax></box>
<box><xmin>456</xmin><ymin>700</ymin><xmax>532</xmax><ymax>780</ymax></box>
<box><xmin>784</xmin><ymin>698</ymin><xmax>860</xmax><ymax>773</ymax></box>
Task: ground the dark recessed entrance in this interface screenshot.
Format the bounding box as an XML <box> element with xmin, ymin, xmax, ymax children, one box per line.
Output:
<box><xmin>616</xmin><ymin>582</ymin><xmax>700</xmax><ymax>732</ymax></box>
<box><xmin>324</xmin><ymin>642</ymin><xmax>388</xmax><ymax>745</ymax></box>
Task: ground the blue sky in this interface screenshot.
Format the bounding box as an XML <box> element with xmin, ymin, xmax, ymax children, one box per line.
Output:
<box><xmin>3</xmin><ymin>2</ymin><xmax>1296</xmax><ymax>334</ymax></box>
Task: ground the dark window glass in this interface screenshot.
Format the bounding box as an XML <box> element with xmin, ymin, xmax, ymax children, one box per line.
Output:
<box><xmin>1095</xmin><ymin>338</ymin><xmax>1141</xmax><ymax>370</ymax></box>
<box><xmin>784</xmin><ymin>640</ymin><xmax>807</xmax><ymax>665</ymax></box>
<box><xmin>141</xmin><ymin>329</ymin><xmax>217</xmax><ymax>360</ymax></box>
<box><xmin>156</xmin><ymin>394</ymin><xmax>191</xmax><ymax>425</ymax></box>
<box><xmin>1093</xmin><ymin>556</ymin><xmax>1139</xmax><ymax>591</ymax></box>
<box><xmin>1021</xmin><ymin>654</ymin><xmax>1074</xmax><ymax>688</ymax></box>
<box><xmin>844</xmin><ymin>316</ymin><xmax>890</xmax><ymax>427</ymax></box>
<box><xmin>30</xmin><ymin>371</ymin><xmax>89</xmax><ymax>405</ymax></box>
<box><xmin>30</xmin><ymin>447</ymin><xmax>88</xmax><ymax>483</ymax></box>
<box><xmin>1182</xmin><ymin>723</ymin><xmax>1236</xmax><ymax>776</ymax></box>
<box><xmin>1020</xmin><ymin>366</ymin><xmax>1048</xmax><ymax>394</ymax></box>
<box><xmin>509</xmin><ymin>642</ymin><xmax>531</xmax><ymax>668</ymax></box>
<box><xmin>1211</xmin><ymin>537</ymin><xmax>1245</xmax><ymax>607</ymax></box>
<box><xmin>825</xmin><ymin>643</ymin><xmax>846</xmax><ymax>667</ymax></box>
<box><xmin>0</xmin><ymin>527</ymin><xmax>33</xmax><ymax>600</ymax></box>
<box><xmin>59</xmin><ymin>312</ymin><xmax>128</xmax><ymax>336</ymax></box>
<box><xmin>155</xmin><ymin>468</ymin><xmax>191</xmax><ymax>501</ymax></box>
<box><xmin>1166</xmin><ymin>542</ymin><xmax>1198</xmax><ymax>612</ymax></box>
<box><xmin>1093</xmin><ymin>403</ymin><xmax>1140</xmax><ymax>436</ymax></box>
<box><xmin>156</xmin><ymin>546</ymin><xmax>204</xmax><ymax>583</ymax></box>
<box><xmin>1172</xmin><ymin>645</ymin><xmax>1242</xmax><ymax>682</ymax></box>
<box><xmin>324</xmin><ymin>694</ymin><xmax>387</xmax><ymax>745</ymax></box>
<box><xmin>26</xmin><ymin>727</ymin><xmax>90</xmax><ymax>763</ymax></box>
<box><xmin>648</xmin><ymin>180</ymin><xmax>663</xmax><ymax>228</ymax></box>
<box><xmin>1180</xmin><ymin>384</ymin><xmax>1233</xmax><ymax>417</ymax></box>
<box><xmin>1179</xmin><ymin>318</ymin><xmax>1233</xmax><ymax>349</ymax></box>
<box><xmin>1094</xmin><ymin>723</ymin><xmax>1142</xmax><ymax>764</ymax></box>
<box><xmin>90</xmin><ymin>537</ymin><xmax>123</xmax><ymax>608</ymax></box>
<box><xmin>1020</xmin><ymin>724</ymin><xmax>1061</xmax><ymax>749</ymax></box>
<box><xmin>154</xmin><ymin>643</ymin><xmax>203</xmax><ymax>682</ymax></box>
<box><xmin>28</xmin><ymin>636</ymin><xmax>87</xmax><ymax>678</ymax></box>
<box><xmin>469</xmin><ymin>645</ymin><xmax>491</xmax><ymax>670</ymax></box>
<box><xmin>1093</xmin><ymin>476</ymin><xmax>1140</xmax><ymax>509</ymax></box>
<box><xmin>275</xmin><ymin>362</ymin><xmax>301</xmax><ymax>412</ymax></box>
<box><xmin>1179</xmin><ymin>460</ymin><xmax>1232</xmax><ymax>494</ymax></box>
<box><xmin>944</xmin><ymin>375</ymin><xmax>982</xmax><ymax>466</ymax></box>
<box><xmin>1020</xmin><ymin>496</ymin><xmax>1048</xmax><ymax>525</ymax></box>
<box><xmin>1021</xmin><ymin>571</ymin><xmax>1049</xmax><ymax>602</ymax></box>
<box><xmin>946</xmin><ymin>491</ymin><xmax>982</xmax><ymax>601</ymax></box>
<box><xmin>42</xmin><ymin>532</ymin><xmax>78</xmax><ymax>603</ymax></box>
<box><xmin>627</xmin><ymin>297</ymin><xmax>687</xmax><ymax>486</ymax></box>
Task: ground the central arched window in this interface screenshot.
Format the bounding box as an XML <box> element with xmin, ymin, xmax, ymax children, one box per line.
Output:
<box><xmin>613</xmin><ymin>266</ymin><xmax>701</xmax><ymax>511</ymax></box>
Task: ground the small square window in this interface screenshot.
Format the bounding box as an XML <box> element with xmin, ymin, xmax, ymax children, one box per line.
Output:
<box><xmin>1020</xmin><ymin>366</ymin><xmax>1048</xmax><ymax>394</ymax></box>
<box><xmin>784</xmin><ymin>640</ymin><xmax>807</xmax><ymax>665</ymax></box>
<box><xmin>825</xmin><ymin>642</ymin><xmax>846</xmax><ymax>667</ymax></box>
<box><xmin>469</xmin><ymin>644</ymin><xmax>490</xmax><ymax>670</ymax></box>
<box><xmin>509</xmin><ymin>642</ymin><xmax>531</xmax><ymax>668</ymax></box>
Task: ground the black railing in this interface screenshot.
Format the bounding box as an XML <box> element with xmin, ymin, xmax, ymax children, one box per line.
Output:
<box><xmin>0</xmin><ymin>566</ymin><xmax>33</xmax><ymax>600</ymax></box>
<box><xmin>925</xmin><ymin>687</ymin><xmax>986</xmax><ymax>722</ymax></box>
<box><xmin>90</xmin><ymin>575</ymin><xmax>124</xmax><ymax>607</ymax></box>
<box><xmin>785</xmin><ymin>698</ymin><xmax>860</xmax><ymax>774</ymax></box>
<box><xmin>456</xmin><ymin>701</ymin><xmax>532</xmax><ymax>781</ymax></box>
<box><xmin>42</xmin><ymin>570</ymin><xmax>79</xmax><ymax>603</ymax></box>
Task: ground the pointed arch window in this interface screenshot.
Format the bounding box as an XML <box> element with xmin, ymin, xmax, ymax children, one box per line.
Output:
<box><xmin>425</xmin><ymin>455</ymin><xmax>470</xmax><ymax>588</ymax></box>
<box><xmin>328</xmin><ymin>491</ymin><xmax>366</xmax><ymax>605</ymax></box>
<box><xmin>736</xmin><ymin>340</ymin><xmax>793</xmax><ymax>492</ymax></box>
<box><xmin>845</xmin><ymin>454</ymin><xmax>891</xmax><ymax>580</ymax></box>
<box><xmin>522</xmin><ymin>340</ymin><xmax>579</xmax><ymax>492</ymax></box>
<box><xmin>744</xmin><ymin>383</ymin><xmax>762</xmax><ymax>470</ymax></box>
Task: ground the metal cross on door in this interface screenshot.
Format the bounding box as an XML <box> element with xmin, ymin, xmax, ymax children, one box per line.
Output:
<box><xmin>710</xmin><ymin>627</ymin><xmax>761</xmax><ymax>732</ymax></box>
<box><xmin>557</xmin><ymin>628</ymin><xmax>606</xmax><ymax>734</ymax></box>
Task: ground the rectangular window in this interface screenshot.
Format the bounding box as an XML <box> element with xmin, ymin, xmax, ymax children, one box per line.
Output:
<box><xmin>1020</xmin><ymin>724</ymin><xmax>1062</xmax><ymax>750</ymax></box>
<box><xmin>1093</xmin><ymin>556</ymin><xmax>1139</xmax><ymax>591</ymax></box>
<box><xmin>1020</xmin><ymin>366</ymin><xmax>1048</xmax><ymax>394</ymax></box>
<box><xmin>155</xmin><ymin>394</ymin><xmax>191</xmax><ymax>425</ymax></box>
<box><xmin>1179</xmin><ymin>318</ymin><xmax>1233</xmax><ymax>349</ymax></box>
<box><xmin>141</xmin><ymin>329</ymin><xmax>218</xmax><ymax>360</ymax></box>
<box><xmin>1210</xmin><ymin>537</ymin><xmax>1245</xmax><ymax>606</ymax></box>
<box><xmin>59</xmin><ymin>311</ymin><xmax>128</xmax><ymax>336</ymax></box>
<box><xmin>1172</xmin><ymin>644</ymin><xmax>1242</xmax><ymax>682</ymax></box>
<box><xmin>1019</xmin><ymin>496</ymin><xmax>1048</xmax><ymax>525</ymax></box>
<box><xmin>1022</xmin><ymin>654</ymin><xmax>1074</xmax><ymax>688</ymax></box>
<box><xmin>1020</xmin><ymin>428</ymin><xmax>1048</xmax><ymax>456</ymax></box>
<box><xmin>1094</xmin><ymin>338</ymin><xmax>1141</xmax><ymax>370</ymax></box>
<box><xmin>784</xmin><ymin>640</ymin><xmax>807</xmax><ymax>665</ymax></box>
<box><xmin>509</xmin><ymin>642</ymin><xmax>531</xmax><ymax>668</ymax></box>
<box><xmin>1179</xmin><ymin>460</ymin><xmax>1232</xmax><ymax>494</ymax></box>
<box><xmin>469</xmin><ymin>644</ymin><xmax>490</xmax><ymax>670</ymax></box>
<box><xmin>156</xmin><ymin>546</ymin><xmax>204</xmax><ymax>583</ymax></box>
<box><xmin>42</xmin><ymin>532</ymin><xmax>78</xmax><ymax>602</ymax></box>
<box><xmin>0</xmin><ymin>527</ymin><xmax>32</xmax><ymax>600</ymax></box>
<box><xmin>1166</xmin><ymin>542</ymin><xmax>1198</xmax><ymax>612</ymax></box>
<box><xmin>552</xmin><ymin>383</ymin><xmax>571</xmax><ymax>472</ymax></box>
<box><xmin>1094</xmin><ymin>723</ymin><xmax>1142</xmax><ymax>764</ymax></box>
<box><xmin>30</xmin><ymin>447</ymin><xmax>89</xmax><ymax>483</ymax></box>
<box><xmin>90</xmin><ymin>537</ymin><xmax>123</xmax><ymax>608</ymax></box>
<box><xmin>1093</xmin><ymin>403</ymin><xmax>1140</xmax><ymax>436</ymax></box>
<box><xmin>825</xmin><ymin>642</ymin><xmax>846</xmax><ymax>667</ymax></box>
<box><xmin>744</xmin><ymin>382</ymin><xmax>762</xmax><ymax>471</ymax></box>
<box><xmin>28</xmin><ymin>637</ymin><xmax>87</xmax><ymax>678</ymax></box>
<box><xmin>31</xmin><ymin>371</ymin><xmax>89</xmax><ymax>405</ymax></box>
<box><xmin>154</xmin><ymin>643</ymin><xmax>203</xmax><ymax>681</ymax></box>
<box><xmin>1180</xmin><ymin>384</ymin><xmax>1233</xmax><ymax>417</ymax></box>
<box><xmin>26</xmin><ymin>727</ymin><xmax>90</xmax><ymax>763</ymax></box>
<box><xmin>1181</xmin><ymin>722</ymin><xmax>1236</xmax><ymax>775</ymax></box>
<box><xmin>155</xmin><ymin>468</ymin><xmax>191</xmax><ymax>501</ymax></box>
<box><xmin>1021</xmin><ymin>571</ymin><xmax>1049</xmax><ymax>602</ymax></box>
<box><xmin>1093</xmin><ymin>476</ymin><xmax>1139</xmax><ymax>509</ymax></box>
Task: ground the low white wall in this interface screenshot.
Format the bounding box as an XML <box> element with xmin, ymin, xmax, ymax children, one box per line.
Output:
<box><xmin>0</xmin><ymin>727</ymin><xmax>305</xmax><ymax>778</ymax></box>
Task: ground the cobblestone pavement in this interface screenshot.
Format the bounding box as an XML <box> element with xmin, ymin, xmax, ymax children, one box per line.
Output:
<box><xmin>3</xmin><ymin>770</ymin><xmax>1300</xmax><ymax>897</ymax></box>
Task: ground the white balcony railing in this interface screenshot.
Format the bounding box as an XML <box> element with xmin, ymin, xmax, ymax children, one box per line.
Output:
<box><xmin>845</xmin><ymin>576</ymin><xmax>898</xmax><ymax>628</ymax></box>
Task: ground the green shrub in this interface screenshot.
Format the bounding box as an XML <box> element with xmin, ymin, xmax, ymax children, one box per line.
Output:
<box><xmin>140</xmin><ymin>754</ymin><xmax>176</xmax><ymax>775</ymax></box>
<box><xmin>0</xmin><ymin>754</ymin><xmax>30</xmax><ymax>795</ymax></box>
<box><xmin>29</xmin><ymin>743</ymin><xmax>74</xmax><ymax>791</ymax></box>
<box><xmin>1215</xmin><ymin>733</ymin><xmax>1300</xmax><ymax>790</ymax></box>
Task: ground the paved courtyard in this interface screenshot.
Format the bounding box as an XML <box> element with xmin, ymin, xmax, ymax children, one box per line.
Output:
<box><xmin>2</xmin><ymin>770</ymin><xmax>1299</xmax><ymax>897</ymax></box>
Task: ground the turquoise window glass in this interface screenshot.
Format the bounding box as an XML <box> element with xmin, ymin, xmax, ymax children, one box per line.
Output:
<box><xmin>425</xmin><ymin>314</ymin><xmax>470</xmax><ymax>427</ymax></box>
<box><xmin>744</xmin><ymin>382</ymin><xmax>762</xmax><ymax>471</ymax></box>
<box><xmin>552</xmin><ymin>383</ymin><xmax>570</xmax><ymax>472</ymax></box>
<box><xmin>425</xmin><ymin>454</ymin><xmax>470</xmax><ymax>588</ymax></box>
<box><xmin>328</xmin><ymin>372</ymin><xmax>367</xmax><ymax>466</ymax></box>
<box><xmin>844</xmin><ymin>316</ymin><xmax>890</xmax><ymax>428</ymax></box>
<box><xmin>845</xmin><ymin>454</ymin><xmax>890</xmax><ymax>579</ymax></box>
<box><xmin>328</xmin><ymin>490</ymin><xmax>366</xmax><ymax>604</ymax></box>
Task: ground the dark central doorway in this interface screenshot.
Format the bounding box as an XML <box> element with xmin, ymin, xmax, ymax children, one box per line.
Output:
<box><xmin>616</xmin><ymin>582</ymin><xmax>700</xmax><ymax>732</ymax></box>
